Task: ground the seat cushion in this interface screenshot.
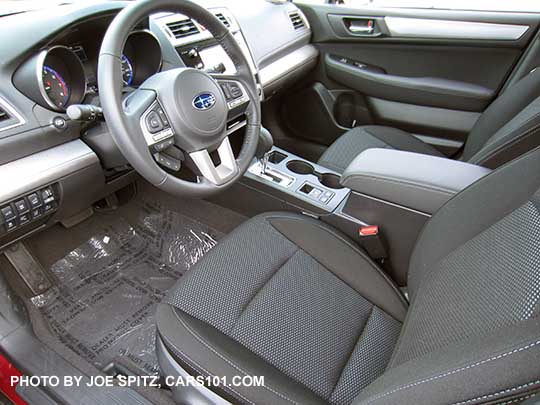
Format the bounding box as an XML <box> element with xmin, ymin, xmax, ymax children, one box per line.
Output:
<box><xmin>318</xmin><ymin>125</ymin><xmax>444</xmax><ymax>173</ymax></box>
<box><xmin>157</xmin><ymin>212</ymin><xmax>407</xmax><ymax>404</ymax></box>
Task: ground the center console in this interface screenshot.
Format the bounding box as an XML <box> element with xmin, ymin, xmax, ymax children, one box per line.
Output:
<box><xmin>244</xmin><ymin>148</ymin><xmax>351</xmax><ymax>214</ymax></box>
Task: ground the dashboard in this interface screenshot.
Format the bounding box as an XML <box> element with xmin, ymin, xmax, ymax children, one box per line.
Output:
<box><xmin>0</xmin><ymin>0</ymin><xmax>319</xmax><ymax>248</ymax></box>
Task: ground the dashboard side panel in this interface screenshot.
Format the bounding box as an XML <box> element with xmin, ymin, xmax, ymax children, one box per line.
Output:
<box><xmin>0</xmin><ymin>140</ymin><xmax>99</xmax><ymax>203</ymax></box>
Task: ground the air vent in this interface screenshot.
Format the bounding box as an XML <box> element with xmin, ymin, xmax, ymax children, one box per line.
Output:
<box><xmin>0</xmin><ymin>106</ymin><xmax>9</xmax><ymax>123</ymax></box>
<box><xmin>166</xmin><ymin>18</ymin><xmax>200</xmax><ymax>39</ymax></box>
<box><xmin>0</xmin><ymin>97</ymin><xmax>24</xmax><ymax>133</ymax></box>
<box><xmin>289</xmin><ymin>11</ymin><xmax>306</xmax><ymax>30</ymax></box>
<box><xmin>215</xmin><ymin>13</ymin><xmax>231</xmax><ymax>28</ymax></box>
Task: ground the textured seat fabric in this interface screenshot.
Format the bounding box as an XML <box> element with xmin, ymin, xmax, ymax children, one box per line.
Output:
<box><xmin>157</xmin><ymin>147</ymin><xmax>540</xmax><ymax>405</ymax></box>
<box><xmin>319</xmin><ymin>69</ymin><xmax>540</xmax><ymax>173</ymax></box>
<box><xmin>157</xmin><ymin>212</ymin><xmax>407</xmax><ymax>404</ymax></box>
<box><xmin>355</xmin><ymin>147</ymin><xmax>540</xmax><ymax>405</ymax></box>
<box><xmin>317</xmin><ymin>126</ymin><xmax>444</xmax><ymax>173</ymax></box>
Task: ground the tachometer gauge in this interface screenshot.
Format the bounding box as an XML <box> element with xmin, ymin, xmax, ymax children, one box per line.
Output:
<box><xmin>121</xmin><ymin>54</ymin><xmax>134</xmax><ymax>86</ymax></box>
<box><xmin>42</xmin><ymin>66</ymin><xmax>69</xmax><ymax>108</ymax></box>
<box><xmin>13</xmin><ymin>46</ymin><xmax>85</xmax><ymax>112</ymax></box>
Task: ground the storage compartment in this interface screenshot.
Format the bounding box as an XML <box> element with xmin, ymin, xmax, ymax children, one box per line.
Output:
<box><xmin>268</xmin><ymin>151</ymin><xmax>287</xmax><ymax>164</ymax></box>
<box><xmin>333</xmin><ymin>91</ymin><xmax>372</xmax><ymax>129</ymax></box>
<box><xmin>341</xmin><ymin>148</ymin><xmax>491</xmax><ymax>214</ymax></box>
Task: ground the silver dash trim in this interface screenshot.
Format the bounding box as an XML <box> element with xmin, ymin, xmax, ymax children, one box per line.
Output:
<box><xmin>385</xmin><ymin>17</ymin><xmax>529</xmax><ymax>41</ymax></box>
<box><xmin>259</xmin><ymin>45</ymin><xmax>319</xmax><ymax>88</ymax></box>
<box><xmin>0</xmin><ymin>140</ymin><xmax>99</xmax><ymax>203</ymax></box>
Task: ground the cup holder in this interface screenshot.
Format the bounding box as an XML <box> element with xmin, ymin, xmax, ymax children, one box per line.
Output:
<box><xmin>287</xmin><ymin>160</ymin><xmax>315</xmax><ymax>175</ymax></box>
<box><xmin>319</xmin><ymin>173</ymin><xmax>344</xmax><ymax>189</ymax></box>
<box><xmin>287</xmin><ymin>160</ymin><xmax>344</xmax><ymax>190</ymax></box>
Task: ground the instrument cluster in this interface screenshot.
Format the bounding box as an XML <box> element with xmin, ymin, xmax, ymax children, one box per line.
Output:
<box><xmin>13</xmin><ymin>31</ymin><xmax>162</xmax><ymax>112</ymax></box>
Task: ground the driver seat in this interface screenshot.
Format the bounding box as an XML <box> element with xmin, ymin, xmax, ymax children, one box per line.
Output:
<box><xmin>156</xmin><ymin>147</ymin><xmax>540</xmax><ymax>404</ymax></box>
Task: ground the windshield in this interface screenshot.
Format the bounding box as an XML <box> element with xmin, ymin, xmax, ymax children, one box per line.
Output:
<box><xmin>0</xmin><ymin>0</ymin><xmax>91</xmax><ymax>17</ymax></box>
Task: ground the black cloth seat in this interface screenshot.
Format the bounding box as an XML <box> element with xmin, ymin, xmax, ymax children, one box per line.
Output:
<box><xmin>319</xmin><ymin>69</ymin><xmax>540</xmax><ymax>173</ymax></box>
<box><xmin>156</xmin><ymin>147</ymin><xmax>540</xmax><ymax>404</ymax></box>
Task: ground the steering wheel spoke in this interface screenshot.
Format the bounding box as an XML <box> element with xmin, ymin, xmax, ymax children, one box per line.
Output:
<box><xmin>189</xmin><ymin>136</ymin><xmax>238</xmax><ymax>185</ymax></box>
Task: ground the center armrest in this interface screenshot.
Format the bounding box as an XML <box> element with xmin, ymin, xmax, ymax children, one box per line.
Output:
<box><xmin>341</xmin><ymin>148</ymin><xmax>491</xmax><ymax>214</ymax></box>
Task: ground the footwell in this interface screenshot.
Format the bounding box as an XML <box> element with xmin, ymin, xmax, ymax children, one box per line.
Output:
<box><xmin>31</xmin><ymin>201</ymin><xmax>222</xmax><ymax>375</ymax></box>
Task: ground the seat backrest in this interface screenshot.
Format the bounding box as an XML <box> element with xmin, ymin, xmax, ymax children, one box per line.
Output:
<box><xmin>462</xmin><ymin>68</ymin><xmax>540</xmax><ymax>168</ymax></box>
<box><xmin>355</xmin><ymin>147</ymin><xmax>540</xmax><ymax>404</ymax></box>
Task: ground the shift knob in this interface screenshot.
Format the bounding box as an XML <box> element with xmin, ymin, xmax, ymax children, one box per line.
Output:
<box><xmin>256</xmin><ymin>127</ymin><xmax>274</xmax><ymax>160</ymax></box>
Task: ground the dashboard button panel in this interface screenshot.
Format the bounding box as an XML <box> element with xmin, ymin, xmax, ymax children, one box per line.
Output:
<box><xmin>0</xmin><ymin>185</ymin><xmax>58</xmax><ymax>235</ymax></box>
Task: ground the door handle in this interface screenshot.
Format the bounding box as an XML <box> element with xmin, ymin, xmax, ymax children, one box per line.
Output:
<box><xmin>348</xmin><ymin>21</ymin><xmax>374</xmax><ymax>34</ymax></box>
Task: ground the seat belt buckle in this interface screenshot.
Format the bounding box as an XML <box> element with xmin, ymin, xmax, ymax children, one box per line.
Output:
<box><xmin>359</xmin><ymin>225</ymin><xmax>388</xmax><ymax>260</ymax></box>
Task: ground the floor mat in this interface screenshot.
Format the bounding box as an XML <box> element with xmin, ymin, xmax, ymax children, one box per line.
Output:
<box><xmin>31</xmin><ymin>200</ymin><xmax>222</xmax><ymax>375</ymax></box>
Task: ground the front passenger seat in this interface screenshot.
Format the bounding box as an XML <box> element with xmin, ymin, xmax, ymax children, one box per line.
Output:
<box><xmin>156</xmin><ymin>146</ymin><xmax>540</xmax><ymax>404</ymax></box>
<box><xmin>319</xmin><ymin>69</ymin><xmax>540</xmax><ymax>173</ymax></box>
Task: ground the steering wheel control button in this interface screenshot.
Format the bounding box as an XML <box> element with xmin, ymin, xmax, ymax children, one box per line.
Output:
<box><xmin>154</xmin><ymin>152</ymin><xmax>181</xmax><ymax>171</ymax></box>
<box><xmin>152</xmin><ymin>128</ymin><xmax>174</xmax><ymax>143</ymax></box>
<box><xmin>220</xmin><ymin>84</ymin><xmax>232</xmax><ymax>99</ymax></box>
<box><xmin>156</xmin><ymin>108</ymin><xmax>169</xmax><ymax>127</ymax></box>
<box><xmin>153</xmin><ymin>138</ymin><xmax>174</xmax><ymax>152</ymax></box>
<box><xmin>229</xmin><ymin>84</ymin><xmax>242</xmax><ymax>99</ymax></box>
<box><xmin>146</xmin><ymin>111</ymin><xmax>164</xmax><ymax>134</ymax></box>
<box><xmin>1</xmin><ymin>205</ymin><xmax>15</xmax><ymax>221</ymax></box>
<box><xmin>14</xmin><ymin>199</ymin><xmax>29</xmax><ymax>214</ymax></box>
<box><xmin>221</xmin><ymin>81</ymin><xmax>249</xmax><ymax>110</ymax></box>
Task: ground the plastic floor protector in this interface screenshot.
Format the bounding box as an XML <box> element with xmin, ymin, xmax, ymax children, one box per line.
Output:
<box><xmin>31</xmin><ymin>200</ymin><xmax>222</xmax><ymax>375</ymax></box>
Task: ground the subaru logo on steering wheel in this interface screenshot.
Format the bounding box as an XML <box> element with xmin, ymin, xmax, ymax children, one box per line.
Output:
<box><xmin>192</xmin><ymin>92</ymin><xmax>216</xmax><ymax>110</ymax></box>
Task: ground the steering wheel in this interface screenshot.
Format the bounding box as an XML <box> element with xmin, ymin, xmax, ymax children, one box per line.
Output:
<box><xmin>98</xmin><ymin>0</ymin><xmax>260</xmax><ymax>198</ymax></box>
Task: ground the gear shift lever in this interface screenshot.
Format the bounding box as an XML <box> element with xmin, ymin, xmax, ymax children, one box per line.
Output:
<box><xmin>256</xmin><ymin>127</ymin><xmax>274</xmax><ymax>174</ymax></box>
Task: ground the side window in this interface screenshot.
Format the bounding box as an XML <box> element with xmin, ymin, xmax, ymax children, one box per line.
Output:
<box><xmin>296</xmin><ymin>0</ymin><xmax>540</xmax><ymax>12</ymax></box>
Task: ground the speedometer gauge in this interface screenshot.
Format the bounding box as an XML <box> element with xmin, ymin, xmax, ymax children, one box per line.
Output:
<box><xmin>121</xmin><ymin>54</ymin><xmax>134</xmax><ymax>86</ymax></box>
<box><xmin>42</xmin><ymin>66</ymin><xmax>69</xmax><ymax>108</ymax></box>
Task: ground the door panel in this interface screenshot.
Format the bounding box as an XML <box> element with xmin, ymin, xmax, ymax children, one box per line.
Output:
<box><xmin>283</xmin><ymin>3</ymin><xmax>540</xmax><ymax>155</ymax></box>
<box><xmin>317</xmin><ymin>43</ymin><xmax>520</xmax><ymax>93</ymax></box>
<box><xmin>324</xmin><ymin>53</ymin><xmax>494</xmax><ymax>111</ymax></box>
